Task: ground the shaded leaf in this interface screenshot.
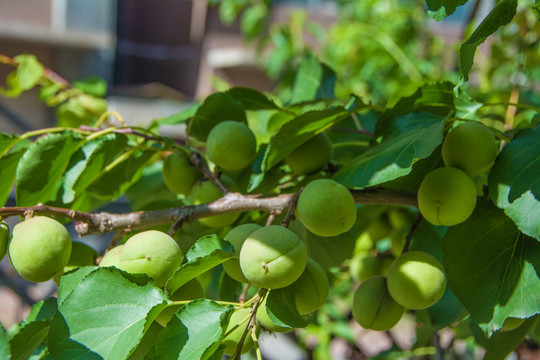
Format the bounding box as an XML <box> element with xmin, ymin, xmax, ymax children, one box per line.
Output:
<box><xmin>426</xmin><ymin>0</ymin><xmax>469</xmax><ymax>21</ymax></box>
<box><xmin>0</xmin><ymin>326</ymin><xmax>8</xmax><ymax>360</ymax></box>
<box><xmin>159</xmin><ymin>104</ymin><xmax>199</xmax><ymax>125</ymax></box>
<box><xmin>489</xmin><ymin>124</ymin><xmax>540</xmax><ymax>240</ymax></box>
<box><xmin>443</xmin><ymin>198</ymin><xmax>540</xmax><ymax>335</ymax></box>
<box><xmin>459</xmin><ymin>0</ymin><xmax>517</xmax><ymax>82</ymax></box>
<box><xmin>266</xmin><ymin>288</ymin><xmax>309</xmax><ymax>328</ymax></box>
<box><xmin>55</xmin><ymin>95</ymin><xmax>108</xmax><ymax>127</ymax></box>
<box><xmin>187</xmin><ymin>93</ymin><xmax>246</xmax><ymax>141</ymax></box>
<box><xmin>145</xmin><ymin>300</ymin><xmax>233</xmax><ymax>360</ymax></box>
<box><xmin>166</xmin><ymin>235</ymin><xmax>234</xmax><ymax>295</ymax></box>
<box><xmin>0</xmin><ymin>136</ymin><xmax>30</xmax><ymax>206</ymax></box>
<box><xmin>262</xmin><ymin>107</ymin><xmax>350</xmax><ymax>171</ymax></box>
<box><xmin>9</xmin><ymin>321</ymin><xmax>50</xmax><ymax>360</ymax></box>
<box><xmin>225</xmin><ymin>87</ymin><xmax>281</xmax><ymax>111</ymax></box>
<box><xmin>333</xmin><ymin>118</ymin><xmax>444</xmax><ymax>188</ymax></box>
<box><xmin>290</xmin><ymin>54</ymin><xmax>336</xmax><ymax>104</ymax></box>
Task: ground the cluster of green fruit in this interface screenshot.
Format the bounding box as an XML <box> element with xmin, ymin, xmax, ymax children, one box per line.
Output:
<box><xmin>417</xmin><ymin>122</ymin><xmax>498</xmax><ymax>226</ymax></box>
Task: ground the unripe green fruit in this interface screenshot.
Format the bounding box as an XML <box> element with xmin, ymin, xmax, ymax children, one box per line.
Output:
<box><xmin>156</xmin><ymin>278</ymin><xmax>205</xmax><ymax>326</ymax></box>
<box><xmin>240</xmin><ymin>225</ymin><xmax>307</xmax><ymax>289</ymax></box>
<box><xmin>417</xmin><ymin>167</ymin><xmax>477</xmax><ymax>226</ymax></box>
<box><xmin>349</xmin><ymin>252</ymin><xmax>382</xmax><ymax>282</ymax></box>
<box><xmin>288</xmin><ymin>258</ymin><xmax>329</xmax><ymax>314</ymax></box>
<box><xmin>223</xmin><ymin>224</ymin><xmax>262</xmax><ymax>283</ymax></box>
<box><xmin>442</xmin><ymin>122</ymin><xmax>498</xmax><ymax>177</ymax></box>
<box><xmin>388</xmin><ymin>208</ymin><xmax>416</xmax><ymax>230</ymax></box>
<box><xmin>387</xmin><ymin>251</ymin><xmax>446</xmax><ymax>310</ymax></box>
<box><xmin>500</xmin><ymin>317</ymin><xmax>525</xmax><ymax>332</ymax></box>
<box><xmin>0</xmin><ymin>221</ymin><xmax>9</xmax><ymax>260</ymax></box>
<box><xmin>354</xmin><ymin>232</ymin><xmax>374</xmax><ymax>253</ymax></box>
<box><xmin>256</xmin><ymin>298</ymin><xmax>292</xmax><ymax>333</ymax></box>
<box><xmin>297</xmin><ymin>179</ymin><xmax>357</xmax><ymax>237</ymax></box>
<box><xmin>366</xmin><ymin>215</ymin><xmax>392</xmax><ymax>241</ymax></box>
<box><xmin>206</xmin><ymin>121</ymin><xmax>257</xmax><ymax>171</ymax></box>
<box><xmin>99</xmin><ymin>245</ymin><xmax>124</xmax><ymax>267</ymax></box>
<box><xmin>190</xmin><ymin>177</ymin><xmax>241</xmax><ymax>228</ymax></box>
<box><xmin>285</xmin><ymin>133</ymin><xmax>333</xmax><ymax>175</ymax></box>
<box><xmin>9</xmin><ymin>216</ymin><xmax>71</xmax><ymax>282</ymax></box>
<box><xmin>119</xmin><ymin>230</ymin><xmax>183</xmax><ymax>287</ymax></box>
<box><xmin>222</xmin><ymin>306</ymin><xmax>256</xmax><ymax>356</ymax></box>
<box><xmin>352</xmin><ymin>276</ymin><xmax>404</xmax><ymax>331</ymax></box>
<box><xmin>54</xmin><ymin>242</ymin><xmax>98</xmax><ymax>284</ymax></box>
<box><xmin>162</xmin><ymin>151</ymin><xmax>202</xmax><ymax>196</ymax></box>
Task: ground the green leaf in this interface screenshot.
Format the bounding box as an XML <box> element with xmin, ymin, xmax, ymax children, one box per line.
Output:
<box><xmin>49</xmin><ymin>267</ymin><xmax>167</xmax><ymax>360</ymax></box>
<box><xmin>159</xmin><ymin>104</ymin><xmax>199</xmax><ymax>125</ymax></box>
<box><xmin>225</xmin><ymin>87</ymin><xmax>281</xmax><ymax>111</ymax></box>
<box><xmin>62</xmin><ymin>133</ymin><xmax>129</xmax><ymax>204</ymax></box>
<box><xmin>443</xmin><ymin>198</ymin><xmax>540</xmax><ymax>335</ymax></box>
<box><xmin>55</xmin><ymin>95</ymin><xmax>108</xmax><ymax>127</ymax></box>
<box><xmin>289</xmin><ymin>54</ymin><xmax>336</xmax><ymax>104</ymax></box>
<box><xmin>127</xmin><ymin>321</ymin><xmax>163</xmax><ymax>360</ymax></box>
<box><xmin>534</xmin><ymin>0</ymin><xmax>540</xmax><ymax>20</ymax></box>
<box><xmin>187</xmin><ymin>93</ymin><xmax>246</xmax><ymax>141</ymax></box>
<box><xmin>333</xmin><ymin>118</ymin><xmax>444</xmax><ymax>188</ymax></box>
<box><xmin>489</xmin><ymin>125</ymin><xmax>540</xmax><ymax>240</ymax></box>
<box><xmin>0</xmin><ymin>71</ymin><xmax>23</xmax><ymax>98</ymax></box>
<box><xmin>166</xmin><ymin>235</ymin><xmax>234</xmax><ymax>295</ymax></box>
<box><xmin>266</xmin><ymin>288</ymin><xmax>309</xmax><ymax>328</ymax></box>
<box><xmin>240</xmin><ymin>4</ymin><xmax>267</xmax><ymax>39</ymax></box>
<box><xmin>477</xmin><ymin>316</ymin><xmax>539</xmax><ymax>360</ymax></box>
<box><xmin>0</xmin><ymin>135</ymin><xmax>30</xmax><ymax>206</ymax></box>
<box><xmin>0</xmin><ymin>326</ymin><xmax>8</xmax><ymax>360</ymax></box>
<box><xmin>145</xmin><ymin>300</ymin><xmax>233</xmax><ymax>360</ymax></box>
<box><xmin>73</xmin><ymin>76</ymin><xmax>107</xmax><ymax>97</ymax></box>
<box><xmin>9</xmin><ymin>321</ymin><xmax>50</xmax><ymax>360</ymax></box>
<box><xmin>378</xmin><ymin>82</ymin><xmax>454</xmax><ymax>128</ymax></box>
<box><xmin>14</xmin><ymin>54</ymin><xmax>44</xmax><ymax>91</ymax></box>
<box><xmin>262</xmin><ymin>107</ymin><xmax>350</xmax><ymax>171</ymax></box>
<box><xmin>86</xmin><ymin>148</ymin><xmax>155</xmax><ymax>200</ymax></box>
<box><xmin>459</xmin><ymin>0</ymin><xmax>517</xmax><ymax>82</ymax></box>
<box><xmin>16</xmin><ymin>131</ymin><xmax>84</xmax><ymax>206</ymax></box>
<box><xmin>22</xmin><ymin>299</ymin><xmax>58</xmax><ymax>326</ymax></box>
<box><xmin>426</xmin><ymin>0</ymin><xmax>469</xmax><ymax>21</ymax></box>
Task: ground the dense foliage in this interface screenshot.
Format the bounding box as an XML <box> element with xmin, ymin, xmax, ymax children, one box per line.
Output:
<box><xmin>0</xmin><ymin>0</ymin><xmax>539</xmax><ymax>359</ymax></box>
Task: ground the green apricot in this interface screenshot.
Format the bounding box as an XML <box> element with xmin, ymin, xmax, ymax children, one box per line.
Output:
<box><xmin>206</xmin><ymin>121</ymin><xmax>257</xmax><ymax>171</ymax></box>
<box><xmin>118</xmin><ymin>230</ymin><xmax>183</xmax><ymax>287</ymax></box>
<box><xmin>297</xmin><ymin>179</ymin><xmax>357</xmax><ymax>237</ymax></box>
<box><xmin>500</xmin><ymin>317</ymin><xmax>525</xmax><ymax>332</ymax></box>
<box><xmin>349</xmin><ymin>252</ymin><xmax>382</xmax><ymax>282</ymax></box>
<box><xmin>256</xmin><ymin>298</ymin><xmax>292</xmax><ymax>333</ymax></box>
<box><xmin>222</xmin><ymin>306</ymin><xmax>256</xmax><ymax>356</ymax></box>
<box><xmin>285</xmin><ymin>133</ymin><xmax>333</xmax><ymax>175</ymax></box>
<box><xmin>388</xmin><ymin>207</ymin><xmax>416</xmax><ymax>230</ymax></box>
<box><xmin>287</xmin><ymin>258</ymin><xmax>329</xmax><ymax>314</ymax></box>
<box><xmin>8</xmin><ymin>216</ymin><xmax>71</xmax><ymax>283</ymax></box>
<box><xmin>352</xmin><ymin>276</ymin><xmax>404</xmax><ymax>331</ymax></box>
<box><xmin>0</xmin><ymin>221</ymin><xmax>9</xmax><ymax>260</ymax></box>
<box><xmin>417</xmin><ymin>167</ymin><xmax>477</xmax><ymax>226</ymax></box>
<box><xmin>190</xmin><ymin>177</ymin><xmax>241</xmax><ymax>228</ymax></box>
<box><xmin>366</xmin><ymin>215</ymin><xmax>393</xmax><ymax>242</ymax></box>
<box><xmin>223</xmin><ymin>224</ymin><xmax>262</xmax><ymax>283</ymax></box>
<box><xmin>240</xmin><ymin>225</ymin><xmax>307</xmax><ymax>289</ymax></box>
<box><xmin>156</xmin><ymin>278</ymin><xmax>205</xmax><ymax>326</ymax></box>
<box><xmin>54</xmin><ymin>242</ymin><xmax>98</xmax><ymax>284</ymax></box>
<box><xmin>99</xmin><ymin>245</ymin><xmax>124</xmax><ymax>267</ymax></box>
<box><xmin>354</xmin><ymin>232</ymin><xmax>374</xmax><ymax>253</ymax></box>
<box><xmin>387</xmin><ymin>251</ymin><xmax>446</xmax><ymax>310</ymax></box>
<box><xmin>162</xmin><ymin>151</ymin><xmax>202</xmax><ymax>196</ymax></box>
<box><xmin>442</xmin><ymin>122</ymin><xmax>498</xmax><ymax>177</ymax></box>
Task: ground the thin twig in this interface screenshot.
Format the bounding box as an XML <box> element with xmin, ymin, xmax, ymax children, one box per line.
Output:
<box><xmin>401</xmin><ymin>213</ymin><xmax>423</xmax><ymax>254</ymax></box>
<box><xmin>189</xmin><ymin>152</ymin><xmax>229</xmax><ymax>194</ymax></box>
<box><xmin>238</xmin><ymin>284</ymin><xmax>251</xmax><ymax>303</ymax></box>
<box><xmin>79</xmin><ymin>125</ymin><xmax>163</xmax><ymax>142</ymax></box>
<box><xmin>233</xmin><ymin>289</ymin><xmax>267</xmax><ymax>360</ymax></box>
<box><xmin>280</xmin><ymin>188</ymin><xmax>303</xmax><ymax>228</ymax></box>
<box><xmin>266</xmin><ymin>213</ymin><xmax>277</xmax><ymax>226</ymax></box>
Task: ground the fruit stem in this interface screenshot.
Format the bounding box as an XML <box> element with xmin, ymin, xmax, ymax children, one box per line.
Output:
<box><xmin>401</xmin><ymin>213</ymin><xmax>423</xmax><ymax>254</ymax></box>
<box><xmin>189</xmin><ymin>152</ymin><xmax>229</xmax><ymax>195</ymax></box>
<box><xmin>233</xmin><ymin>288</ymin><xmax>267</xmax><ymax>360</ymax></box>
<box><xmin>238</xmin><ymin>284</ymin><xmax>252</xmax><ymax>303</ymax></box>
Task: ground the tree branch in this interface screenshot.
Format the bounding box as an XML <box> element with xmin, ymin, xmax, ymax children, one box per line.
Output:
<box><xmin>0</xmin><ymin>188</ymin><xmax>418</xmax><ymax>238</ymax></box>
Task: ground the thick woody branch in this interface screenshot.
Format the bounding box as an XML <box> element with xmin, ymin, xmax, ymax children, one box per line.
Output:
<box><xmin>0</xmin><ymin>188</ymin><xmax>418</xmax><ymax>238</ymax></box>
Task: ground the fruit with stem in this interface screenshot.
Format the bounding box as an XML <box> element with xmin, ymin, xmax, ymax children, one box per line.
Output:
<box><xmin>162</xmin><ymin>151</ymin><xmax>202</xmax><ymax>196</ymax></box>
<box><xmin>206</xmin><ymin>121</ymin><xmax>257</xmax><ymax>171</ymax></box>
<box><xmin>285</xmin><ymin>133</ymin><xmax>333</xmax><ymax>175</ymax></box>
